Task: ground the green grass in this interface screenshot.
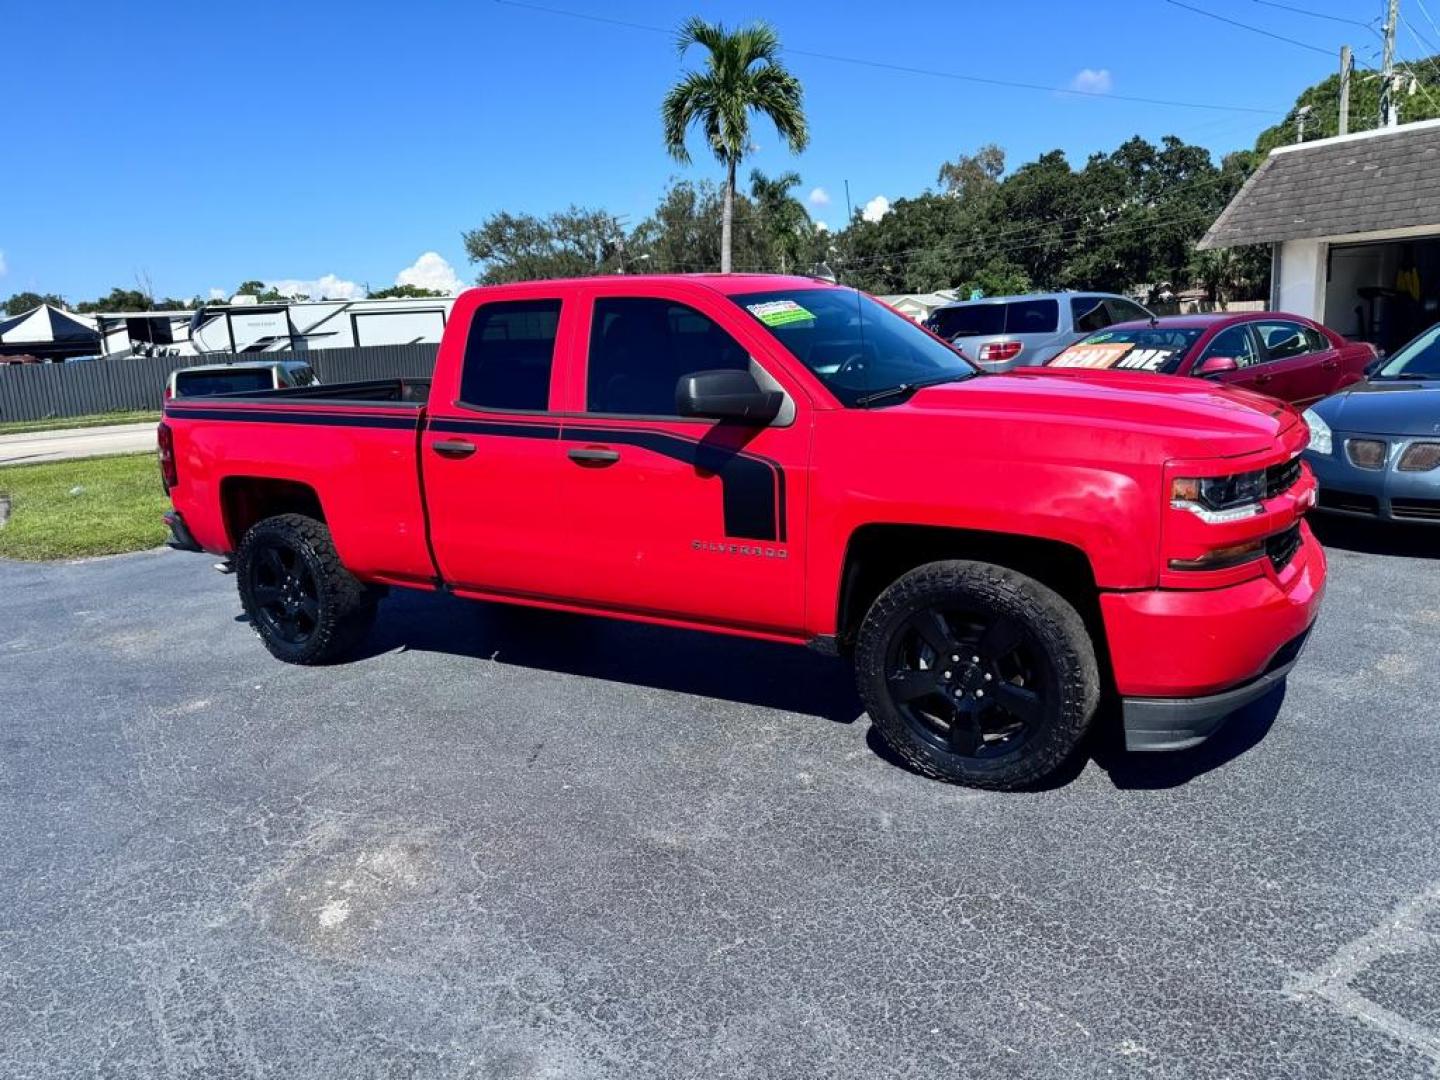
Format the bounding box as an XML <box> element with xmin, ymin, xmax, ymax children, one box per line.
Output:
<box><xmin>0</xmin><ymin>452</ymin><xmax>170</xmax><ymax>561</ymax></box>
<box><xmin>0</xmin><ymin>411</ymin><xmax>161</xmax><ymax>436</ymax></box>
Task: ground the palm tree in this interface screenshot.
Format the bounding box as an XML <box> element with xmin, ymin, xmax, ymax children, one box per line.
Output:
<box><xmin>662</xmin><ymin>17</ymin><xmax>809</xmax><ymax>273</ymax></box>
<box><xmin>748</xmin><ymin>169</ymin><xmax>813</xmax><ymax>274</ymax></box>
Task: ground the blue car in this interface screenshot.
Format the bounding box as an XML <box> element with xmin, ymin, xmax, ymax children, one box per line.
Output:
<box><xmin>1303</xmin><ymin>323</ymin><xmax>1440</xmax><ymax>525</ymax></box>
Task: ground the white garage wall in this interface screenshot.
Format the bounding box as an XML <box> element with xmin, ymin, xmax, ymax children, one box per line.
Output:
<box><xmin>1275</xmin><ymin>239</ymin><xmax>1326</xmax><ymax>320</ymax></box>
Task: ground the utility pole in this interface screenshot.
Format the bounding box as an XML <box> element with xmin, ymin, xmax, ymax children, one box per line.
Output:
<box><xmin>1296</xmin><ymin>105</ymin><xmax>1313</xmax><ymax>143</ymax></box>
<box><xmin>1381</xmin><ymin>0</ymin><xmax>1400</xmax><ymax>127</ymax></box>
<box><xmin>1339</xmin><ymin>44</ymin><xmax>1352</xmax><ymax>135</ymax></box>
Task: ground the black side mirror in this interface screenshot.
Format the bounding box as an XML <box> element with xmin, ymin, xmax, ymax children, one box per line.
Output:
<box><xmin>676</xmin><ymin>369</ymin><xmax>783</xmax><ymax>424</ymax></box>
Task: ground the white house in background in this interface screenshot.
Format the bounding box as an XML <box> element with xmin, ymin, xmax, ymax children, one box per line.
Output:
<box><xmin>1200</xmin><ymin>119</ymin><xmax>1440</xmax><ymax>354</ymax></box>
<box><xmin>877</xmin><ymin>290</ymin><xmax>961</xmax><ymax>322</ymax></box>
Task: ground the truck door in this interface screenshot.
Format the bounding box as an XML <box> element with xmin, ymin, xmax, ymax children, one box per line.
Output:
<box><xmin>555</xmin><ymin>284</ymin><xmax>810</xmax><ymax>636</ymax></box>
<box><xmin>421</xmin><ymin>290</ymin><xmax>579</xmax><ymax>598</ymax></box>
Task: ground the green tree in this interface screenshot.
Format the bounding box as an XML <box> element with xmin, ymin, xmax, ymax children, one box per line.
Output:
<box><xmin>3</xmin><ymin>291</ymin><xmax>68</xmax><ymax>316</ymax></box>
<box><xmin>369</xmin><ymin>283</ymin><xmax>445</xmax><ymax>299</ymax></box>
<box><xmin>1254</xmin><ymin>58</ymin><xmax>1440</xmax><ymax>153</ymax></box>
<box><xmin>73</xmin><ymin>287</ymin><xmax>153</xmax><ymax>313</ymax></box>
<box><xmin>662</xmin><ymin>17</ymin><xmax>809</xmax><ymax>273</ymax></box>
<box><xmin>746</xmin><ymin>169</ymin><xmax>814</xmax><ymax>274</ymax></box>
<box><xmin>936</xmin><ymin>144</ymin><xmax>1005</xmax><ymax>200</ymax></box>
<box><xmin>630</xmin><ymin>179</ymin><xmax>768</xmax><ymax>274</ymax></box>
<box><xmin>462</xmin><ymin>206</ymin><xmax>625</xmax><ymax>284</ymax></box>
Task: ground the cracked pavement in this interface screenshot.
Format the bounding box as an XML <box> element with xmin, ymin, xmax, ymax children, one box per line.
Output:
<box><xmin>2</xmin><ymin>524</ymin><xmax>1439</xmax><ymax>1078</ymax></box>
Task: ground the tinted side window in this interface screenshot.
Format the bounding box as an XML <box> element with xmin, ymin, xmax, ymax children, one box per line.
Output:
<box><xmin>1106</xmin><ymin>299</ymin><xmax>1152</xmax><ymax>325</ymax></box>
<box><xmin>1005</xmin><ymin>299</ymin><xmax>1059</xmax><ymax>334</ymax></box>
<box><xmin>1303</xmin><ymin>325</ymin><xmax>1329</xmax><ymax>351</ymax></box>
<box><xmin>587</xmin><ymin>297</ymin><xmax>750</xmax><ymax>416</ymax></box>
<box><xmin>933</xmin><ymin>305</ymin><xmax>1005</xmax><ymax>338</ymax></box>
<box><xmin>1071</xmin><ymin>297</ymin><xmax>1110</xmax><ymax>333</ymax></box>
<box><xmin>1254</xmin><ymin>320</ymin><xmax>1312</xmax><ymax>362</ymax></box>
<box><xmin>1201</xmin><ymin>325</ymin><xmax>1260</xmax><ymax>368</ymax></box>
<box><xmin>289</xmin><ymin>366</ymin><xmax>317</xmax><ymax>387</ymax></box>
<box><xmin>459</xmin><ymin>299</ymin><xmax>561</xmax><ymax>410</ymax></box>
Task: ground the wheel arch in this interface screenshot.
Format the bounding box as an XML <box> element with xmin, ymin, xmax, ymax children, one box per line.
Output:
<box><xmin>220</xmin><ymin>475</ymin><xmax>326</xmax><ymax>550</ymax></box>
<box><xmin>834</xmin><ymin>523</ymin><xmax>1105</xmax><ymax>653</ymax></box>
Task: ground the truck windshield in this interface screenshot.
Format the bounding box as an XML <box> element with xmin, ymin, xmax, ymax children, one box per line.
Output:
<box><xmin>734</xmin><ymin>288</ymin><xmax>976</xmax><ymax>406</ymax></box>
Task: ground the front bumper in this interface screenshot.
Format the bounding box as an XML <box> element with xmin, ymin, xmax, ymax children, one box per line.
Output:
<box><xmin>1122</xmin><ymin>628</ymin><xmax>1309</xmax><ymax>750</ymax></box>
<box><xmin>1305</xmin><ymin>444</ymin><xmax>1440</xmax><ymax>525</ymax></box>
<box><xmin>1101</xmin><ymin>521</ymin><xmax>1325</xmax><ymax>750</ymax></box>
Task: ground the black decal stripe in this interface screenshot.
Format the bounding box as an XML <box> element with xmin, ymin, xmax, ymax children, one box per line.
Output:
<box><xmin>164</xmin><ymin>407</ymin><xmax>417</xmax><ymax>430</ymax></box>
<box><xmin>573</xmin><ymin>427</ymin><xmax>783</xmax><ymax>543</ymax></box>
<box><xmin>429</xmin><ymin>418</ymin><xmax>561</xmax><ymax>440</ymax></box>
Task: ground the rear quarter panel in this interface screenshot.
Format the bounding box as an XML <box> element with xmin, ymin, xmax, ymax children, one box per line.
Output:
<box><xmin>164</xmin><ymin>402</ymin><xmax>433</xmax><ymax>582</ymax></box>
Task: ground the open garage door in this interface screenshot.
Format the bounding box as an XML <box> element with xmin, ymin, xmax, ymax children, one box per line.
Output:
<box><xmin>1326</xmin><ymin>236</ymin><xmax>1440</xmax><ymax>354</ymax></box>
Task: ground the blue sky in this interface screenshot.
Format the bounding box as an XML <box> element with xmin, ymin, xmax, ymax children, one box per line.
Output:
<box><xmin>0</xmin><ymin>0</ymin><xmax>1398</xmax><ymax>303</ymax></box>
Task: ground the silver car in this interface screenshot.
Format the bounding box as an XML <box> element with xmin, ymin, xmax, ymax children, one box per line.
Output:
<box><xmin>926</xmin><ymin>292</ymin><xmax>1154</xmax><ymax>372</ymax></box>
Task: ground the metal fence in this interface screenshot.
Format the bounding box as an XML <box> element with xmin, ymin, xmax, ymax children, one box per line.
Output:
<box><xmin>0</xmin><ymin>344</ymin><xmax>440</xmax><ymax>423</ymax></box>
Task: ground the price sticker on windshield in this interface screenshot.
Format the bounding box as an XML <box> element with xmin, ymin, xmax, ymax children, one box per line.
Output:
<box><xmin>748</xmin><ymin>300</ymin><xmax>816</xmax><ymax>327</ymax></box>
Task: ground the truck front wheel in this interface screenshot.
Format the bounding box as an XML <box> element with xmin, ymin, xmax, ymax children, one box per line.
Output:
<box><xmin>236</xmin><ymin>513</ymin><xmax>378</xmax><ymax>665</ymax></box>
<box><xmin>854</xmin><ymin>560</ymin><xmax>1100</xmax><ymax>790</ymax></box>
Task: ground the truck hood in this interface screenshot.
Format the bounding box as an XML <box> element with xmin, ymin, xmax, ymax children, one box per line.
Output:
<box><xmin>1310</xmin><ymin>379</ymin><xmax>1440</xmax><ymax>437</ymax></box>
<box><xmin>900</xmin><ymin>368</ymin><xmax>1296</xmax><ymax>460</ymax></box>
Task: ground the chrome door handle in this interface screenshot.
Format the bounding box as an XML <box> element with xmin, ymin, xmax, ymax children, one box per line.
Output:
<box><xmin>568</xmin><ymin>446</ymin><xmax>620</xmax><ymax>467</ymax></box>
<box><xmin>432</xmin><ymin>439</ymin><xmax>476</xmax><ymax>459</ymax></box>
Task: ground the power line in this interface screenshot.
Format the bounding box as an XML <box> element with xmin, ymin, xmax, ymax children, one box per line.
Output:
<box><xmin>1249</xmin><ymin>0</ymin><xmax>1378</xmax><ymax>31</ymax></box>
<box><xmin>1162</xmin><ymin>0</ymin><xmax>1339</xmax><ymax>56</ymax></box>
<box><xmin>494</xmin><ymin>0</ymin><xmax>1283</xmax><ymax>115</ymax></box>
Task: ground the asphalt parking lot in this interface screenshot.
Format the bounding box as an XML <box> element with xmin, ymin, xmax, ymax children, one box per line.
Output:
<box><xmin>3</xmin><ymin>524</ymin><xmax>1439</xmax><ymax>1079</ymax></box>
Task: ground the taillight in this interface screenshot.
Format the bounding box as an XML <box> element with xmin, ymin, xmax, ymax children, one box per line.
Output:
<box><xmin>157</xmin><ymin>422</ymin><xmax>177</xmax><ymax>492</ymax></box>
<box><xmin>163</xmin><ymin>384</ymin><xmax>173</xmax><ymax>402</ymax></box>
<box><xmin>979</xmin><ymin>341</ymin><xmax>1023</xmax><ymax>364</ymax></box>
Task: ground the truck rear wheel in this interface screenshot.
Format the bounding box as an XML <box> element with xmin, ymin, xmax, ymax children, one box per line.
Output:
<box><xmin>854</xmin><ymin>560</ymin><xmax>1099</xmax><ymax>790</ymax></box>
<box><xmin>236</xmin><ymin>513</ymin><xmax>377</xmax><ymax>665</ymax></box>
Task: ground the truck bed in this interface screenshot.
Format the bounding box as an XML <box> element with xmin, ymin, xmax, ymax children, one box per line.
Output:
<box><xmin>200</xmin><ymin>378</ymin><xmax>432</xmax><ymax>406</ymax></box>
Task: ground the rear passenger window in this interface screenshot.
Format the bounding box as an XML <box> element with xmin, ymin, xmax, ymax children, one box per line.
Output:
<box><xmin>587</xmin><ymin>297</ymin><xmax>750</xmax><ymax>416</ymax></box>
<box><xmin>1254</xmin><ymin>321</ymin><xmax>1312</xmax><ymax>362</ymax></box>
<box><xmin>459</xmin><ymin>300</ymin><xmax>561</xmax><ymax>411</ymax></box>
<box><xmin>1071</xmin><ymin>297</ymin><xmax>1110</xmax><ymax>333</ymax></box>
<box><xmin>1005</xmin><ymin>299</ymin><xmax>1059</xmax><ymax>334</ymax></box>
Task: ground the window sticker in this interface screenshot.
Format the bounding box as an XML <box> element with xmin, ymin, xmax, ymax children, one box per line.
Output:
<box><xmin>1051</xmin><ymin>343</ymin><xmax>1177</xmax><ymax>371</ymax></box>
<box><xmin>747</xmin><ymin>299</ymin><xmax>816</xmax><ymax>327</ymax></box>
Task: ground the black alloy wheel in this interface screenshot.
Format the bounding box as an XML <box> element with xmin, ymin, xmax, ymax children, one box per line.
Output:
<box><xmin>247</xmin><ymin>538</ymin><xmax>320</xmax><ymax>646</ymax></box>
<box><xmin>884</xmin><ymin>607</ymin><xmax>1046</xmax><ymax>759</ymax></box>
<box><xmin>854</xmin><ymin>560</ymin><xmax>1100</xmax><ymax>790</ymax></box>
<box><xmin>235</xmin><ymin>513</ymin><xmax>378</xmax><ymax>665</ymax></box>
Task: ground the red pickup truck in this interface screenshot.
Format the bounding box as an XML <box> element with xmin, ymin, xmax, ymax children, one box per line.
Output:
<box><xmin>160</xmin><ymin>274</ymin><xmax>1325</xmax><ymax>790</ymax></box>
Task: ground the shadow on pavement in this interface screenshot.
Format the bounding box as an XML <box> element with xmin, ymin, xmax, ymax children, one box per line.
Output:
<box><xmin>1311</xmin><ymin>516</ymin><xmax>1440</xmax><ymax>560</ymax></box>
<box><xmin>358</xmin><ymin>586</ymin><xmax>865</xmax><ymax>726</ymax></box>
<box><xmin>316</xmin><ymin>587</ymin><xmax>1287</xmax><ymax>790</ymax></box>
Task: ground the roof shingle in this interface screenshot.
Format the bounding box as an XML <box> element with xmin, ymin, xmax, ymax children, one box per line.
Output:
<box><xmin>1199</xmin><ymin>121</ymin><xmax>1440</xmax><ymax>249</ymax></box>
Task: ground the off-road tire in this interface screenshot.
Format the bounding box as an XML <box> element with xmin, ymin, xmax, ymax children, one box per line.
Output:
<box><xmin>855</xmin><ymin>560</ymin><xmax>1100</xmax><ymax>790</ymax></box>
<box><xmin>236</xmin><ymin>513</ymin><xmax>378</xmax><ymax>665</ymax></box>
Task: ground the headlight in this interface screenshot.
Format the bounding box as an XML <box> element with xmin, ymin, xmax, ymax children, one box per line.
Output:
<box><xmin>1171</xmin><ymin>470</ymin><xmax>1265</xmax><ymax>523</ymax></box>
<box><xmin>1302</xmin><ymin>407</ymin><xmax>1333</xmax><ymax>455</ymax></box>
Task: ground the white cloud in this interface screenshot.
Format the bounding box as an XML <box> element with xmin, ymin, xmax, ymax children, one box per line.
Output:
<box><xmin>266</xmin><ymin>273</ymin><xmax>364</xmax><ymax>301</ymax></box>
<box><xmin>814</xmin><ymin>220</ymin><xmax>829</xmax><ymax>233</ymax></box>
<box><xmin>208</xmin><ymin>287</ymin><xmax>227</xmax><ymax>301</ymax></box>
<box><xmin>0</xmin><ymin>250</ymin><xmax>7</xmax><ymax>276</ymax></box>
<box><xmin>1069</xmin><ymin>68</ymin><xmax>1113</xmax><ymax>95</ymax></box>
<box><xmin>807</xmin><ymin>187</ymin><xmax>830</xmax><ymax>207</ymax></box>
<box><xmin>861</xmin><ymin>195</ymin><xmax>891</xmax><ymax>223</ymax></box>
<box><xmin>395</xmin><ymin>251</ymin><xmax>464</xmax><ymax>295</ymax></box>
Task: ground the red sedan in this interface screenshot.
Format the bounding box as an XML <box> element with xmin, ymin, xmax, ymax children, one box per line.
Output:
<box><xmin>1046</xmin><ymin>311</ymin><xmax>1375</xmax><ymax>407</ymax></box>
